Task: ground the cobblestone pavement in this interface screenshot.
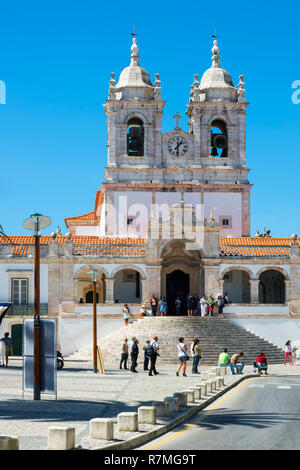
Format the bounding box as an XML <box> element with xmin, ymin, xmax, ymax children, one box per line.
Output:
<box><xmin>0</xmin><ymin>360</ymin><xmax>299</xmax><ymax>450</ymax></box>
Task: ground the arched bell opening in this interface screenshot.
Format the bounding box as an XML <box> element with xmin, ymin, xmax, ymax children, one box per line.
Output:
<box><xmin>211</xmin><ymin>119</ymin><xmax>228</xmax><ymax>158</ymax></box>
<box><xmin>127</xmin><ymin>118</ymin><xmax>144</xmax><ymax>156</ymax></box>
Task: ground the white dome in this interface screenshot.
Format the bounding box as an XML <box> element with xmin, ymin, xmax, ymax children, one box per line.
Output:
<box><xmin>116</xmin><ymin>64</ymin><xmax>153</xmax><ymax>88</ymax></box>
<box><xmin>199</xmin><ymin>67</ymin><xmax>235</xmax><ymax>90</ymax></box>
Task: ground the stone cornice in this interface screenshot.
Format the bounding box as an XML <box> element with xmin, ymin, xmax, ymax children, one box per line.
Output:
<box><xmin>103</xmin><ymin>182</ymin><xmax>253</xmax><ymax>192</ymax></box>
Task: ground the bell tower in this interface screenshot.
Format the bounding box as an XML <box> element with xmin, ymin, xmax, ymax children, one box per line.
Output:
<box><xmin>186</xmin><ymin>39</ymin><xmax>249</xmax><ymax>169</ymax></box>
<box><xmin>185</xmin><ymin>39</ymin><xmax>251</xmax><ymax>236</ymax></box>
<box><xmin>104</xmin><ymin>37</ymin><xmax>165</xmax><ymax>182</ymax></box>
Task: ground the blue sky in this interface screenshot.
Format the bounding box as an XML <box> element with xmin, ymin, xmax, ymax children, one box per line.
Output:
<box><xmin>0</xmin><ymin>0</ymin><xmax>299</xmax><ymax>236</ymax></box>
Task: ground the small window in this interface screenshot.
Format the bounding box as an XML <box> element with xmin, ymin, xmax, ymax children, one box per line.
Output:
<box><xmin>11</xmin><ymin>278</ymin><xmax>28</xmax><ymax>305</ymax></box>
<box><xmin>219</xmin><ymin>216</ymin><xmax>232</xmax><ymax>229</ymax></box>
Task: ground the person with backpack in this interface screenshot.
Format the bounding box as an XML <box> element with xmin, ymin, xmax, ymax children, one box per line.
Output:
<box><xmin>146</xmin><ymin>336</ymin><xmax>160</xmax><ymax>376</ymax></box>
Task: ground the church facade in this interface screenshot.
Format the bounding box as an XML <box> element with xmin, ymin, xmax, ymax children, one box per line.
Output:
<box><xmin>1</xmin><ymin>38</ymin><xmax>300</xmax><ymax>323</ymax></box>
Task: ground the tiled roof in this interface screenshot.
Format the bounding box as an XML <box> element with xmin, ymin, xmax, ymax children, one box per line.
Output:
<box><xmin>0</xmin><ymin>235</ymin><xmax>147</xmax><ymax>257</ymax></box>
<box><xmin>0</xmin><ymin>235</ymin><xmax>295</xmax><ymax>258</ymax></box>
<box><xmin>65</xmin><ymin>189</ymin><xmax>104</xmax><ymax>228</ymax></box>
<box><xmin>220</xmin><ymin>237</ymin><xmax>294</xmax><ymax>246</ymax></box>
<box><xmin>220</xmin><ymin>237</ymin><xmax>293</xmax><ymax>257</ymax></box>
<box><xmin>0</xmin><ymin>235</ymin><xmax>147</xmax><ymax>245</ymax></box>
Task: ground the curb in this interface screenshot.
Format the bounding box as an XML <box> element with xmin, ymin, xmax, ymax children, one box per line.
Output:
<box><xmin>77</xmin><ymin>374</ymin><xmax>257</xmax><ymax>451</ymax></box>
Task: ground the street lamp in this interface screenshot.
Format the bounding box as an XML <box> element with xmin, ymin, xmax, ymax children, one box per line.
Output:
<box><xmin>88</xmin><ymin>269</ymin><xmax>98</xmax><ymax>373</ymax></box>
<box><xmin>23</xmin><ymin>213</ymin><xmax>52</xmax><ymax>400</ymax></box>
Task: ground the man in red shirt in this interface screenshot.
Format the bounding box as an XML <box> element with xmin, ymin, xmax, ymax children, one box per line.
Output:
<box><xmin>253</xmin><ymin>352</ymin><xmax>268</xmax><ymax>375</ymax></box>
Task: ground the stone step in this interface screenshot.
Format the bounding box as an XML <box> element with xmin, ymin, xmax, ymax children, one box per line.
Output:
<box><xmin>68</xmin><ymin>317</ymin><xmax>285</xmax><ymax>366</ymax></box>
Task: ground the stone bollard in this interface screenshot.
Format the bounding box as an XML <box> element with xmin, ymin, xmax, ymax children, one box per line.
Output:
<box><xmin>218</xmin><ymin>376</ymin><xmax>225</xmax><ymax>387</ymax></box>
<box><xmin>189</xmin><ymin>387</ymin><xmax>201</xmax><ymax>400</ymax></box>
<box><xmin>215</xmin><ymin>377</ymin><xmax>223</xmax><ymax>389</ymax></box>
<box><xmin>205</xmin><ymin>381</ymin><xmax>212</xmax><ymax>394</ymax></box>
<box><xmin>173</xmin><ymin>392</ymin><xmax>187</xmax><ymax>408</ymax></box>
<box><xmin>90</xmin><ymin>418</ymin><xmax>114</xmax><ymax>440</ymax></box>
<box><xmin>152</xmin><ymin>401</ymin><xmax>169</xmax><ymax>417</ymax></box>
<box><xmin>201</xmin><ymin>371</ymin><xmax>209</xmax><ymax>381</ymax></box>
<box><xmin>118</xmin><ymin>412</ymin><xmax>138</xmax><ymax>432</ymax></box>
<box><xmin>196</xmin><ymin>382</ymin><xmax>208</xmax><ymax>396</ymax></box>
<box><xmin>209</xmin><ymin>367</ymin><xmax>217</xmax><ymax>374</ymax></box>
<box><xmin>138</xmin><ymin>406</ymin><xmax>157</xmax><ymax>425</ymax></box>
<box><xmin>181</xmin><ymin>389</ymin><xmax>194</xmax><ymax>404</ymax></box>
<box><xmin>48</xmin><ymin>426</ymin><xmax>76</xmax><ymax>450</ymax></box>
<box><xmin>219</xmin><ymin>366</ymin><xmax>226</xmax><ymax>375</ymax></box>
<box><xmin>210</xmin><ymin>379</ymin><xmax>217</xmax><ymax>392</ymax></box>
<box><xmin>216</xmin><ymin>367</ymin><xmax>221</xmax><ymax>376</ymax></box>
<box><xmin>0</xmin><ymin>436</ymin><xmax>19</xmax><ymax>450</ymax></box>
<box><xmin>164</xmin><ymin>397</ymin><xmax>179</xmax><ymax>414</ymax></box>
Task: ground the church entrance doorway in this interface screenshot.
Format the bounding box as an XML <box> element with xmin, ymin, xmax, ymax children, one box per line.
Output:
<box><xmin>166</xmin><ymin>270</ymin><xmax>190</xmax><ymax>316</ymax></box>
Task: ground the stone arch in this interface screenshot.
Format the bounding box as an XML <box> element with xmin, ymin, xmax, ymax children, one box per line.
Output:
<box><xmin>208</xmin><ymin>114</ymin><xmax>232</xmax><ymax>127</ymax></box>
<box><xmin>112</xmin><ymin>265</ymin><xmax>144</xmax><ymax>304</ymax></box>
<box><xmin>123</xmin><ymin>112</ymin><xmax>148</xmax><ymax>125</ymax></box>
<box><xmin>221</xmin><ymin>267</ymin><xmax>252</xmax><ymax>303</ymax></box>
<box><xmin>110</xmin><ymin>264</ymin><xmax>146</xmax><ymax>280</ymax></box>
<box><xmin>258</xmin><ymin>268</ymin><xmax>286</xmax><ymax>304</ymax></box>
<box><xmin>74</xmin><ymin>264</ymin><xmax>109</xmax><ymax>280</ymax></box>
<box><xmin>220</xmin><ymin>266</ymin><xmax>255</xmax><ymax>280</ymax></box>
<box><xmin>74</xmin><ymin>265</ymin><xmax>108</xmax><ymax>304</ymax></box>
<box><xmin>256</xmin><ymin>266</ymin><xmax>289</xmax><ymax>281</ymax></box>
<box><xmin>158</xmin><ymin>239</ymin><xmax>204</xmax><ymax>260</ymax></box>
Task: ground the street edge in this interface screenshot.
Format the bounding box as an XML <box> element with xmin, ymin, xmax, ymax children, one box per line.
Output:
<box><xmin>77</xmin><ymin>373</ymin><xmax>257</xmax><ymax>451</ymax></box>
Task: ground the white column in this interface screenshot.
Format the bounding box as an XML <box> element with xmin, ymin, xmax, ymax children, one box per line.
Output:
<box><xmin>104</xmin><ymin>278</ymin><xmax>115</xmax><ymax>304</ymax></box>
<box><xmin>249</xmin><ymin>279</ymin><xmax>260</xmax><ymax>304</ymax></box>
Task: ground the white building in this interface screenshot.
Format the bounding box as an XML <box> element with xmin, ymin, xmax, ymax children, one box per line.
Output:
<box><xmin>1</xmin><ymin>38</ymin><xmax>300</xmax><ymax>352</ymax></box>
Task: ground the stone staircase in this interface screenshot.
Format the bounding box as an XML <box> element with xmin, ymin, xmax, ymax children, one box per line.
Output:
<box><xmin>68</xmin><ymin>317</ymin><xmax>285</xmax><ymax>366</ymax></box>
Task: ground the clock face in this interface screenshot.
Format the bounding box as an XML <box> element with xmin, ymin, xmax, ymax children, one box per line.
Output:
<box><xmin>168</xmin><ymin>135</ymin><xmax>188</xmax><ymax>156</ymax></box>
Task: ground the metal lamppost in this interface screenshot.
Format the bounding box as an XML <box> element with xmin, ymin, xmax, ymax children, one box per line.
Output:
<box><xmin>89</xmin><ymin>269</ymin><xmax>98</xmax><ymax>373</ymax></box>
<box><xmin>23</xmin><ymin>213</ymin><xmax>52</xmax><ymax>400</ymax></box>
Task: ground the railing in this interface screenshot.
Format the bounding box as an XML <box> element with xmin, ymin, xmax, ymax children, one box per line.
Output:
<box><xmin>7</xmin><ymin>303</ymin><xmax>48</xmax><ymax>317</ymax></box>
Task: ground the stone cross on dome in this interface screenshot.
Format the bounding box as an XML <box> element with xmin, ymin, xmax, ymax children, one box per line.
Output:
<box><xmin>173</xmin><ymin>112</ymin><xmax>182</xmax><ymax>130</ymax></box>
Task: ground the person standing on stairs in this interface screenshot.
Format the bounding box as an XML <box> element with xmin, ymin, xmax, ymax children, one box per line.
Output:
<box><xmin>187</xmin><ymin>294</ymin><xmax>193</xmax><ymax>317</ymax></box>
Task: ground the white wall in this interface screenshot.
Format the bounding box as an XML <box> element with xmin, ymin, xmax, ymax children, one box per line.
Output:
<box><xmin>204</xmin><ymin>192</ymin><xmax>242</xmax><ymax>236</ymax></box>
<box><xmin>0</xmin><ymin>263</ymin><xmax>48</xmax><ymax>303</ymax></box>
<box><xmin>231</xmin><ymin>318</ymin><xmax>300</xmax><ymax>357</ymax></box>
